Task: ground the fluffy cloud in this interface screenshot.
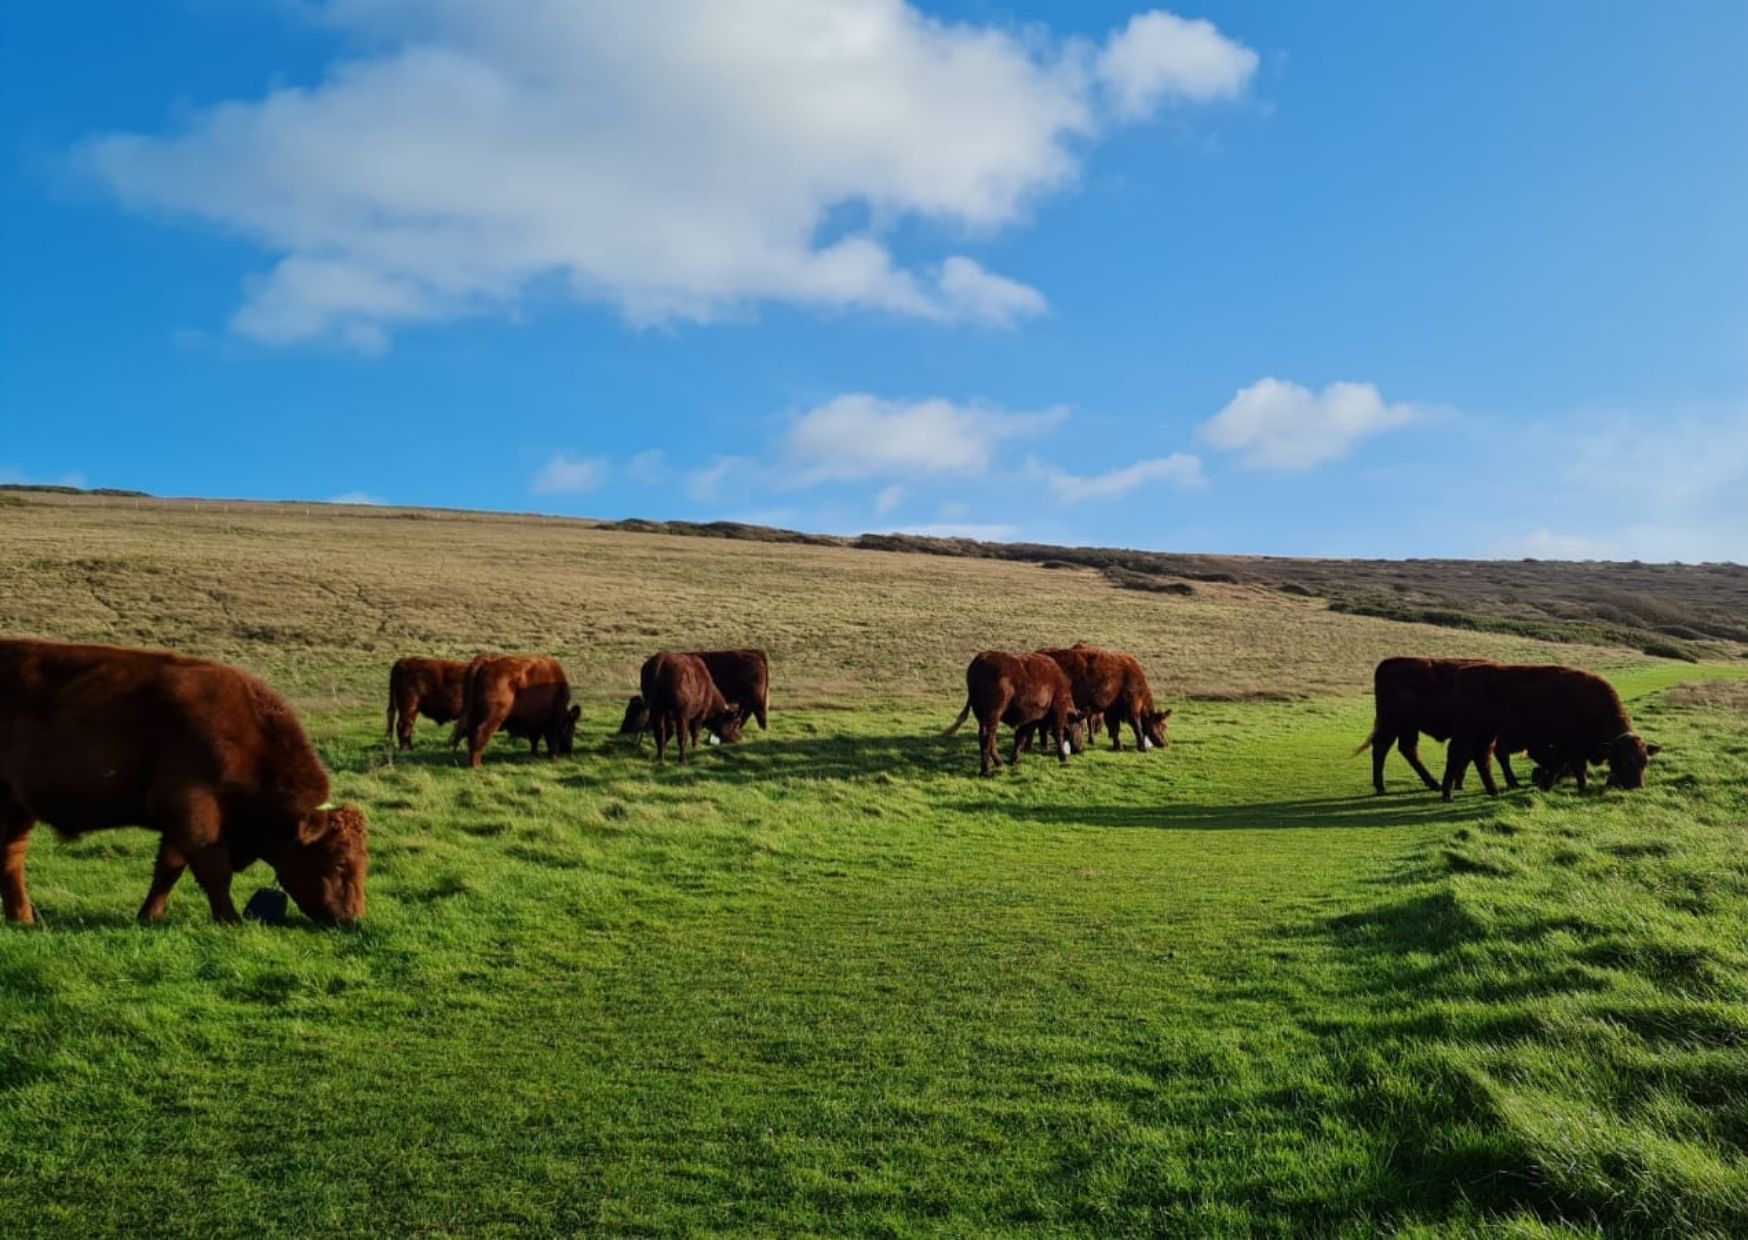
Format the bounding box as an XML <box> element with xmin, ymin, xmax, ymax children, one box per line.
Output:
<box><xmin>1096</xmin><ymin>11</ymin><xmax>1259</xmax><ymax>118</ymax></box>
<box><xmin>531</xmin><ymin>453</ymin><xmax>606</xmax><ymax>495</ymax></box>
<box><xmin>325</xmin><ymin>490</ymin><xmax>385</xmax><ymax>505</ymax></box>
<box><xmin>784</xmin><ymin>393</ymin><xmax>1064</xmax><ymax>483</ymax></box>
<box><xmin>628</xmin><ymin>450</ymin><xmax>670</xmax><ymax>486</ymax></box>
<box><xmin>1031</xmin><ymin>453</ymin><xmax>1205</xmax><ymax>501</ymax></box>
<box><xmin>78</xmin><ymin>2</ymin><xmax>1255</xmax><ymax>348</ymax></box>
<box><xmin>1487</xmin><ymin>529</ymin><xmax>1616</xmax><ymax>561</ymax></box>
<box><xmin>1198</xmin><ymin>378</ymin><xmax>1418</xmax><ymax>471</ymax></box>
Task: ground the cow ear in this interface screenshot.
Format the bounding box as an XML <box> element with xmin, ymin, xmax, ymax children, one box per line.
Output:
<box><xmin>567</xmin><ymin>704</ymin><xmax>582</xmax><ymax>722</ymax></box>
<box><xmin>1160</xmin><ymin>708</ymin><xmax>1174</xmax><ymax>720</ymax></box>
<box><xmin>295</xmin><ymin>809</ymin><xmax>333</xmax><ymax>845</ymax></box>
<box><xmin>1645</xmin><ymin>742</ymin><xmax>1662</xmax><ymax>756</ymax></box>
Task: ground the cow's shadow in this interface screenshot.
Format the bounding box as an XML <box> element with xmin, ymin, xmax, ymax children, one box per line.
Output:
<box><xmin>572</xmin><ymin>729</ymin><xmax>967</xmax><ymax>785</ymax></box>
<box><xmin>950</xmin><ymin>790</ymin><xmax>1502</xmax><ymax>833</ymax></box>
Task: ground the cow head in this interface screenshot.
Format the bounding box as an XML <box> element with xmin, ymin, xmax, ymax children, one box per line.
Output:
<box><xmin>547</xmin><ymin>703</ymin><xmax>582</xmax><ymax>756</ymax></box>
<box><xmin>618</xmin><ymin>695</ymin><xmax>649</xmax><ymax>735</ymax></box>
<box><xmin>709</xmin><ymin>707</ymin><xmax>744</xmax><ymax>744</ymax></box>
<box><xmin>276</xmin><ymin>804</ymin><xmax>369</xmax><ymax>926</ymax></box>
<box><xmin>1143</xmin><ymin>708</ymin><xmax>1173</xmax><ymax>750</ymax></box>
<box><xmin>1605</xmin><ymin>732</ymin><xmax>1659</xmax><ymax>789</ymax></box>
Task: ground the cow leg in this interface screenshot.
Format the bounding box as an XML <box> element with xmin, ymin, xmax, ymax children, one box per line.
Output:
<box><xmin>979</xmin><ymin>716</ymin><xmax>1000</xmax><ymax>777</ymax></box>
<box><xmin>1371</xmin><ymin>728</ymin><xmax>1397</xmax><ymax>795</ymax></box>
<box><xmin>137</xmin><ymin>838</ymin><xmax>188</xmax><ymax>923</ymax></box>
<box><xmin>397</xmin><ymin>700</ymin><xmax>417</xmax><ymax>751</ymax></box>
<box><xmin>1054</xmin><ymin>713</ymin><xmax>1071</xmax><ymax>765</ymax></box>
<box><xmin>755</xmin><ymin>692</ymin><xmax>769</xmax><ymax>731</ymax></box>
<box><xmin>1008</xmin><ymin>723</ymin><xmax>1027</xmax><ymax>768</ymax></box>
<box><xmin>158</xmin><ymin>789</ymin><xmax>240</xmax><ymax>924</ymax></box>
<box><xmin>1471</xmin><ymin>744</ymin><xmax>1501</xmax><ymax>797</ymax></box>
<box><xmin>1573</xmin><ymin>762</ymin><xmax>1589</xmax><ymax>794</ymax></box>
<box><xmin>1128</xmin><ymin>710</ymin><xmax>1148</xmax><ymax>753</ymax></box>
<box><xmin>655</xmin><ymin>715</ymin><xmax>669</xmax><ymax>763</ymax></box>
<box><xmin>468</xmin><ymin>713</ymin><xmax>501</xmax><ymax>769</ymax></box>
<box><xmin>1498</xmin><ymin>751</ymin><xmax>1520</xmax><ymax>790</ymax></box>
<box><xmin>1440</xmin><ymin>736</ymin><xmax>1473</xmax><ymax>802</ymax></box>
<box><xmin>1107</xmin><ymin>708</ymin><xmax>1124</xmax><ymax>752</ymax></box>
<box><xmin>1</xmin><ymin>800</ymin><xmax>37</xmax><ymax>926</ymax></box>
<box><xmin>1398</xmin><ymin>730</ymin><xmax>1443</xmax><ymax>791</ymax></box>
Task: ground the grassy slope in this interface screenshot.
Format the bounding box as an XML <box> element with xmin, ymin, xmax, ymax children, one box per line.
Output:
<box><xmin>2</xmin><ymin>497</ymin><xmax>1746</xmax><ymax>1236</ymax></box>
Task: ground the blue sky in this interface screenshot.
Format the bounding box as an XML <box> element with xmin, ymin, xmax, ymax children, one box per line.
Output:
<box><xmin>2</xmin><ymin>1</ymin><xmax>1744</xmax><ymax>561</ymax></box>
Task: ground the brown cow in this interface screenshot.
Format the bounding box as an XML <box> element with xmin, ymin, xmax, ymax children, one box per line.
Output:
<box><xmin>620</xmin><ymin>648</ymin><xmax>769</xmax><ymax>741</ymax></box>
<box><xmin>1441</xmin><ymin>663</ymin><xmax>1658</xmax><ymax>801</ymax></box>
<box><xmin>386</xmin><ymin>656</ymin><xmax>469</xmax><ymax>750</ymax></box>
<box><xmin>1041</xmin><ymin>644</ymin><xmax>1172</xmax><ymax>753</ymax></box>
<box><xmin>456</xmin><ymin>654</ymin><xmax>579</xmax><ymax>769</ymax></box>
<box><xmin>0</xmin><ymin>639</ymin><xmax>367</xmax><ymax>926</ymax></box>
<box><xmin>1356</xmin><ymin>657</ymin><xmax>1535</xmax><ymax>796</ymax></box>
<box><xmin>944</xmin><ymin>651</ymin><xmax>1082</xmax><ymax>777</ymax></box>
<box><xmin>641</xmin><ymin>651</ymin><xmax>743</xmax><ymax>762</ymax></box>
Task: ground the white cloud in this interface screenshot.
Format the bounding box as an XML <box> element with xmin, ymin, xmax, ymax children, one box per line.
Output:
<box><xmin>785</xmin><ymin>393</ymin><xmax>1065</xmax><ymax>484</ymax></box>
<box><xmin>628</xmin><ymin>449</ymin><xmax>670</xmax><ymax>485</ymax></box>
<box><xmin>874</xmin><ymin>484</ymin><xmax>906</xmax><ymax>516</ymax></box>
<box><xmin>1198</xmin><ymin>378</ymin><xmax>1418</xmax><ymax>471</ymax></box>
<box><xmin>1031</xmin><ymin>452</ymin><xmax>1204</xmax><ymax>501</ymax></box>
<box><xmin>325</xmin><ymin>490</ymin><xmax>385</xmax><ymax>505</ymax></box>
<box><xmin>888</xmin><ymin>522</ymin><xmax>1019</xmax><ymax>541</ymax></box>
<box><xmin>77</xmin><ymin>2</ymin><xmax>1254</xmax><ymax>348</ymax></box>
<box><xmin>1096</xmin><ymin>11</ymin><xmax>1259</xmax><ymax>119</ymax></box>
<box><xmin>687</xmin><ymin>456</ymin><xmax>754</xmax><ymax>503</ymax></box>
<box><xmin>934</xmin><ymin>257</ymin><xmax>1048</xmax><ymax>327</ymax></box>
<box><xmin>1487</xmin><ymin>529</ymin><xmax>1615</xmax><ymax>561</ymax></box>
<box><xmin>531</xmin><ymin>453</ymin><xmax>607</xmax><ymax>495</ymax></box>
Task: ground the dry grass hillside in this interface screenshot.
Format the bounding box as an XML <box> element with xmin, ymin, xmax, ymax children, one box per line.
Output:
<box><xmin>0</xmin><ymin>491</ymin><xmax>1677</xmax><ymax>710</ymax></box>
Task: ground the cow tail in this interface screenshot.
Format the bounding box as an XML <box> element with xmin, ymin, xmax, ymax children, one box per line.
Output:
<box><xmin>386</xmin><ymin>693</ymin><xmax>397</xmax><ymax>740</ymax></box>
<box><xmin>942</xmin><ymin>698</ymin><xmax>973</xmax><ymax>737</ymax></box>
<box><xmin>452</xmin><ymin>659</ymin><xmax>485</xmax><ymax>749</ymax></box>
<box><xmin>1353</xmin><ymin>715</ymin><xmax>1379</xmax><ymax>757</ymax></box>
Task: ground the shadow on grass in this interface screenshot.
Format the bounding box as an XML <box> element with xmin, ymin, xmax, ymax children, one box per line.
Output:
<box><xmin>950</xmin><ymin>792</ymin><xmax>1502</xmax><ymax>832</ymax></box>
<box><xmin>571</xmin><ymin>730</ymin><xmax>969</xmax><ymax>785</ymax></box>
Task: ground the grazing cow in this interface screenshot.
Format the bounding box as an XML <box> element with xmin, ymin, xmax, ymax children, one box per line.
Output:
<box><xmin>1441</xmin><ymin>663</ymin><xmax>1659</xmax><ymax>801</ymax></box>
<box><xmin>641</xmin><ymin>651</ymin><xmax>743</xmax><ymax>762</ymax></box>
<box><xmin>944</xmin><ymin>651</ymin><xmax>1082</xmax><ymax>777</ymax></box>
<box><xmin>619</xmin><ymin>648</ymin><xmax>770</xmax><ymax>743</ymax></box>
<box><xmin>0</xmin><ymin>639</ymin><xmax>368</xmax><ymax>926</ymax></box>
<box><xmin>456</xmin><ymin>654</ymin><xmax>579</xmax><ymax>769</ymax></box>
<box><xmin>1041</xmin><ymin>644</ymin><xmax>1172</xmax><ymax>754</ymax></box>
<box><xmin>1356</xmin><ymin>657</ymin><xmax>1536</xmax><ymax>796</ymax></box>
<box><xmin>386</xmin><ymin>656</ymin><xmax>469</xmax><ymax>750</ymax></box>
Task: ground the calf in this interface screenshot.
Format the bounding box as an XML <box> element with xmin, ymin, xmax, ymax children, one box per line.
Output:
<box><xmin>642</xmin><ymin>651</ymin><xmax>743</xmax><ymax>762</ymax></box>
<box><xmin>0</xmin><ymin>639</ymin><xmax>367</xmax><ymax>926</ymax></box>
<box><xmin>945</xmin><ymin>651</ymin><xmax>1081</xmax><ymax>777</ymax></box>
<box><xmin>456</xmin><ymin>654</ymin><xmax>580</xmax><ymax>769</ymax></box>
<box><xmin>1441</xmin><ymin>663</ymin><xmax>1658</xmax><ymax>801</ymax></box>
<box><xmin>386</xmin><ymin>656</ymin><xmax>469</xmax><ymax>750</ymax></box>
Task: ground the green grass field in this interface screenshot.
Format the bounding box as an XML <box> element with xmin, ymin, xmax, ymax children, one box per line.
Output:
<box><xmin>3</xmin><ymin>496</ymin><xmax>1747</xmax><ymax>1236</ymax></box>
